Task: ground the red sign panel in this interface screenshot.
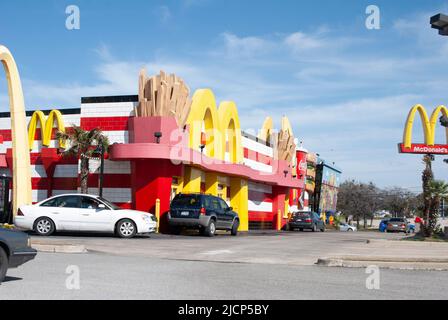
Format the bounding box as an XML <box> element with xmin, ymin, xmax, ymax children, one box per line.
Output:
<box><xmin>398</xmin><ymin>143</ymin><xmax>448</xmax><ymax>155</ymax></box>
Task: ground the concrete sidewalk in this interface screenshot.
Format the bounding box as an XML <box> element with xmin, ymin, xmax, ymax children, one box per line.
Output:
<box><xmin>317</xmin><ymin>239</ymin><xmax>448</xmax><ymax>270</ymax></box>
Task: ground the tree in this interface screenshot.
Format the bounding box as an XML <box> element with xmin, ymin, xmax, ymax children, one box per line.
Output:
<box><xmin>421</xmin><ymin>155</ymin><xmax>434</xmax><ymax>236</ymax></box>
<box><xmin>337</xmin><ymin>180</ymin><xmax>381</xmax><ymax>229</ymax></box>
<box><xmin>56</xmin><ymin>126</ymin><xmax>110</xmax><ymax>194</ymax></box>
<box><xmin>426</xmin><ymin>180</ymin><xmax>448</xmax><ymax>237</ymax></box>
<box><xmin>382</xmin><ymin>187</ymin><xmax>419</xmax><ymax>218</ymax></box>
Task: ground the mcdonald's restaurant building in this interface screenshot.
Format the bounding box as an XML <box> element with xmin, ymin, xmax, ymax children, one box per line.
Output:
<box><xmin>0</xmin><ymin>72</ymin><xmax>307</xmax><ymax>232</ymax></box>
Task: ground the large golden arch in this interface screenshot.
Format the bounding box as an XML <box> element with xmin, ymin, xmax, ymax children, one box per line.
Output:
<box><xmin>186</xmin><ymin>89</ymin><xmax>222</xmax><ymax>159</ymax></box>
<box><xmin>403</xmin><ymin>104</ymin><xmax>448</xmax><ymax>148</ymax></box>
<box><xmin>218</xmin><ymin>101</ymin><xmax>242</xmax><ymax>163</ymax></box>
<box><xmin>0</xmin><ymin>45</ymin><xmax>32</xmax><ymax>216</ymax></box>
<box><xmin>28</xmin><ymin>110</ymin><xmax>66</xmax><ymax>150</ymax></box>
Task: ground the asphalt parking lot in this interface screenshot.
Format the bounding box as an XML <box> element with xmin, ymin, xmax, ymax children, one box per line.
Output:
<box><xmin>2</xmin><ymin>230</ymin><xmax>448</xmax><ymax>300</ymax></box>
<box><xmin>28</xmin><ymin>229</ymin><xmax>406</xmax><ymax>266</ymax></box>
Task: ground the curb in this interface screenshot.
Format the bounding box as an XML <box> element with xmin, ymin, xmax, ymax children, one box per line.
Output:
<box><xmin>32</xmin><ymin>244</ymin><xmax>87</xmax><ymax>254</ymax></box>
<box><xmin>316</xmin><ymin>257</ymin><xmax>448</xmax><ymax>271</ymax></box>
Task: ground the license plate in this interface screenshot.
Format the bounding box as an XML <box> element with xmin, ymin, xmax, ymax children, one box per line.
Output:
<box><xmin>181</xmin><ymin>211</ymin><xmax>190</xmax><ymax>216</ymax></box>
<box><xmin>297</xmin><ymin>219</ymin><xmax>302</xmax><ymax>222</ymax></box>
<box><xmin>393</xmin><ymin>224</ymin><xmax>398</xmax><ymax>227</ymax></box>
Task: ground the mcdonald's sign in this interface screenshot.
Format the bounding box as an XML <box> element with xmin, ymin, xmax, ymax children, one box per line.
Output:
<box><xmin>398</xmin><ymin>104</ymin><xmax>448</xmax><ymax>154</ymax></box>
<box><xmin>28</xmin><ymin>110</ymin><xmax>66</xmax><ymax>150</ymax></box>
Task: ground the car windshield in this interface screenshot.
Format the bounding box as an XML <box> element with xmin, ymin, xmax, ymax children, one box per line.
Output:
<box><xmin>171</xmin><ymin>194</ymin><xmax>202</xmax><ymax>208</ymax></box>
<box><xmin>98</xmin><ymin>197</ymin><xmax>121</xmax><ymax>210</ymax></box>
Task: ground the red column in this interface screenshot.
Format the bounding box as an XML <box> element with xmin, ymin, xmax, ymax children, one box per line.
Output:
<box><xmin>272</xmin><ymin>186</ymin><xmax>287</xmax><ymax>230</ymax></box>
<box><xmin>131</xmin><ymin>158</ymin><xmax>183</xmax><ymax>233</ymax></box>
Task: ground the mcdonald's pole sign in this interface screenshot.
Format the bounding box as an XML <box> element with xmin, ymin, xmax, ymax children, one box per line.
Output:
<box><xmin>398</xmin><ymin>104</ymin><xmax>448</xmax><ymax>155</ymax></box>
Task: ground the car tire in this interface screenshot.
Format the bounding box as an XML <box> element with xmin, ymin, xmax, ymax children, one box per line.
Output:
<box><xmin>204</xmin><ymin>219</ymin><xmax>216</xmax><ymax>237</ymax></box>
<box><xmin>348</xmin><ymin>228</ymin><xmax>353</xmax><ymax>232</ymax></box>
<box><xmin>0</xmin><ymin>247</ymin><xmax>8</xmax><ymax>284</ymax></box>
<box><xmin>299</xmin><ymin>228</ymin><xmax>303</xmax><ymax>232</ymax></box>
<box><xmin>116</xmin><ymin>219</ymin><xmax>137</xmax><ymax>239</ymax></box>
<box><xmin>230</xmin><ymin>220</ymin><xmax>239</xmax><ymax>236</ymax></box>
<box><xmin>34</xmin><ymin>217</ymin><xmax>55</xmax><ymax>236</ymax></box>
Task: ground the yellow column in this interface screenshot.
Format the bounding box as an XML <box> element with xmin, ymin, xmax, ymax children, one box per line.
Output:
<box><xmin>205</xmin><ymin>173</ymin><xmax>219</xmax><ymax>196</ymax></box>
<box><xmin>230</xmin><ymin>178</ymin><xmax>248</xmax><ymax>231</ymax></box>
<box><xmin>155</xmin><ymin>199</ymin><xmax>160</xmax><ymax>233</ymax></box>
<box><xmin>284</xmin><ymin>191</ymin><xmax>290</xmax><ymax>219</ymax></box>
<box><xmin>183</xmin><ymin>166</ymin><xmax>202</xmax><ymax>193</ymax></box>
<box><xmin>0</xmin><ymin>45</ymin><xmax>32</xmax><ymax>216</ymax></box>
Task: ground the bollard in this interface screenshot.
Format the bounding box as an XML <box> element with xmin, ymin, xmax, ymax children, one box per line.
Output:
<box><xmin>155</xmin><ymin>198</ymin><xmax>160</xmax><ymax>233</ymax></box>
<box><xmin>277</xmin><ymin>209</ymin><xmax>281</xmax><ymax>231</ymax></box>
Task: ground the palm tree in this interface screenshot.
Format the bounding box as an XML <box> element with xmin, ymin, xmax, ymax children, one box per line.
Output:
<box><xmin>427</xmin><ymin>180</ymin><xmax>448</xmax><ymax>237</ymax></box>
<box><xmin>421</xmin><ymin>155</ymin><xmax>434</xmax><ymax>236</ymax></box>
<box><xmin>56</xmin><ymin>126</ymin><xmax>110</xmax><ymax>194</ymax></box>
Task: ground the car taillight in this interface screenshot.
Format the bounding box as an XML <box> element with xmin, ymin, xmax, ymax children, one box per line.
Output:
<box><xmin>17</xmin><ymin>209</ymin><xmax>24</xmax><ymax>216</ymax></box>
<box><xmin>401</xmin><ymin>224</ymin><xmax>406</xmax><ymax>228</ymax></box>
<box><xmin>200</xmin><ymin>207</ymin><xmax>206</xmax><ymax>215</ymax></box>
<box><xmin>305</xmin><ymin>219</ymin><xmax>312</xmax><ymax>223</ymax></box>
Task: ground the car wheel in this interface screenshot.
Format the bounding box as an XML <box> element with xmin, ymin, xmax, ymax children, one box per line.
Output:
<box><xmin>230</xmin><ymin>220</ymin><xmax>239</xmax><ymax>236</ymax></box>
<box><xmin>347</xmin><ymin>228</ymin><xmax>353</xmax><ymax>232</ymax></box>
<box><xmin>34</xmin><ymin>217</ymin><xmax>55</xmax><ymax>236</ymax></box>
<box><xmin>0</xmin><ymin>247</ymin><xmax>8</xmax><ymax>284</ymax></box>
<box><xmin>116</xmin><ymin>219</ymin><xmax>137</xmax><ymax>238</ymax></box>
<box><xmin>299</xmin><ymin>228</ymin><xmax>303</xmax><ymax>232</ymax></box>
<box><xmin>204</xmin><ymin>219</ymin><xmax>216</xmax><ymax>237</ymax></box>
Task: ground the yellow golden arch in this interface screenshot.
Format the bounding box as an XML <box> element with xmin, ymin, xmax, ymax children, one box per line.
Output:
<box><xmin>186</xmin><ymin>89</ymin><xmax>243</xmax><ymax>163</ymax></box>
<box><xmin>28</xmin><ymin>110</ymin><xmax>66</xmax><ymax>150</ymax></box>
<box><xmin>403</xmin><ymin>104</ymin><xmax>448</xmax><ymax>148</ymax></box>
<box><xmin>0</xmin><ymin>45</ymin><xmax>32</xmax><ymax>215</ymax></box>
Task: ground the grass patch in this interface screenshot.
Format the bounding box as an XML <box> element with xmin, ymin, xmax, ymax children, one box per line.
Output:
<box><xmin>403</xmin><ymin>233</ymin><xmax>448</xmax><ymax>242</ymax></box>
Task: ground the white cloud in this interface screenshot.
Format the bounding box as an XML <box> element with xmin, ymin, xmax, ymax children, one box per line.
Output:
<box><xmin>221</xmin><ymin>33</ymin><xmax>272</xmax><ymax>58</ymax></box>
<box><xmin>284</xmin><ymin>32</ymin><xmax>325</xmax><ymax>52</ymax></box>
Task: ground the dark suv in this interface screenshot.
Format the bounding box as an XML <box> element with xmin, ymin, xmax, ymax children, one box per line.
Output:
<box><xmin>288</xmin><ymin>211</ymin><xmax>325</xmax><ymax>232</ymax></box>
<box><xmin>168</xmin><ymin>193</ymin><xmax>240</xmax><ymax>237</ymax></box>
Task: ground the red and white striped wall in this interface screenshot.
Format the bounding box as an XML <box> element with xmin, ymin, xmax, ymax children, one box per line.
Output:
<box><xmin>248</xmin><ymin>181</ymin><xmax>273</xmax><ymax>222</ymax></box>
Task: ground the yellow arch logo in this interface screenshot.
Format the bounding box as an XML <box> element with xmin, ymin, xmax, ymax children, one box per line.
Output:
<box><xmin>403</xmin><ymin>104</ymin><xmax>448</xmax><ymax>148</ymax></box>
<box><xmin>28</xmin><ymin>110</ymin><xmax>66</xmax><ymax>150</ymax></box>
<box><xmin>186</xmin><ymin>89</ymin><xmax>243</xmax><ymax>163</ymax></box>
<box><xmin>0</xmin><ymin>45</ymin><xmax>32</xmax><ymax>215</ymax></box>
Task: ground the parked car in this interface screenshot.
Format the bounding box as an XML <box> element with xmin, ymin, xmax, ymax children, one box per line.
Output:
<box><xmin>167</xmin><ymin>193</ymin><xmax>240</xmax><ymax>237</ymax></box>
<box><xmin>0</xmin><ymin>228</ymin><xmax>36</xmax><ymax>283</ymax></box>
<box><xmin>386</xmin><ymin>217</ymin><xmax>409</xmax><ymax>233</ymax></box>
<box><xmin>339</xmin><ymin>222</ymin><xmax>357</xmax><ymax>232</ymax></box>
<box><xmin>288</xmin><ymin>211</ymin><xmax>325</xmax><ymax>232</ymax></box>
<box><xmin>15</xmin><ymin>194</ymin><xmax>157</xmax><ymax>238</ymax></box>
<box><xmin>379</xmin><ymin>218</ymin><xmax>390</xmax><ymax>232</ymax></box>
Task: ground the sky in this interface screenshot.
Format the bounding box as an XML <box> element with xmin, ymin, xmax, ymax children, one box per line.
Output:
<box><xmin>1</xmin><ymin>0</ymin><xmax>448</xmax><ymax>192</ymax></box>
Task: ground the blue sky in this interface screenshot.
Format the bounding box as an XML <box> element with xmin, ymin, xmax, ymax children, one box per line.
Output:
<box><xmin>2</xmin><ymin>0</ymin><xmax>448</xmax><ymax>191</ymax></box>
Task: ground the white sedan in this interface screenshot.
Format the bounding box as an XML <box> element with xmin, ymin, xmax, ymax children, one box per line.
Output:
<box><xmin>15</xmin><ymin>194</ymin><xmax>157</xmax><ymax>238</ymax></box>
<box><xmin>339</xmin><ymin>223</ymin><xmax>357</xmax><ymax>232</ymax></box>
